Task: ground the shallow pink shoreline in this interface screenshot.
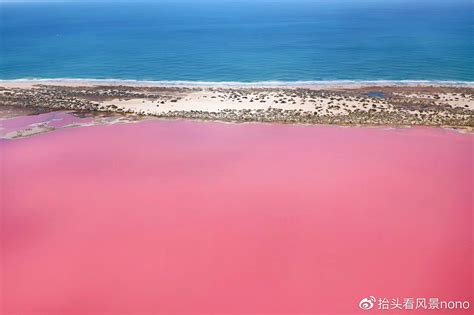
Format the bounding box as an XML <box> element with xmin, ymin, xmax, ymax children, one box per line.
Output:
<box><xmin>1</xmin><ymin>120</ymin><xmax>472</xmax><ymax>314</ymax></box>
<box><xmin>0</xmin><ymin>111</ymin><xmax>94</xmax><ymax>137</ymax></box>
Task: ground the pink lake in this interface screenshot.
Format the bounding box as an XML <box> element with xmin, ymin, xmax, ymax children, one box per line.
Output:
<box><xmin>0</xmin><ymin>120</ymin><xmax>472</xmax><ymax>314</ymax></box>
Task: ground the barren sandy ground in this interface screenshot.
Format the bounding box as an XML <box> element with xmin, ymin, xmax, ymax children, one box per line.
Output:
<box><xmin>1</xmin><ymin>80</ymin><xmax>473</xmax><ymax>130</ymax></box>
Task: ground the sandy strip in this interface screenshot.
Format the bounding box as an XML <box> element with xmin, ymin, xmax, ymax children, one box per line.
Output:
<box><xmin>2</xmin><ymin>79</ymin><xmax>474</xmax><ymax>89</ymax></box>
<box><xmin>1</xmin><ymin>81</ymin><xmax>473</xmax><ymax>129</ymax></box>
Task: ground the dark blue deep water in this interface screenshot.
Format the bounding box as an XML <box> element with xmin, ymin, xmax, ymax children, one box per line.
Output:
<box><xmin>0</xmin><ymin>0</ymin><xmax>472</xmax><ymax>83</ymax></box>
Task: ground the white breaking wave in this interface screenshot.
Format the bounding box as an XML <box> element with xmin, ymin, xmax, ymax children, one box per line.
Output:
<box><xmin>1</xmin><ymin>78</ymin><xmax>473</xmax><ymax>87</ymax></box>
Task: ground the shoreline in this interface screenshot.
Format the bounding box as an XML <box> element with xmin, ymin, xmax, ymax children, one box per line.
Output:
<box><xmin>1</xmin><ymin>78</ymin><xmax>474</xmax><ymax>89</ymax></box>
<box><xmin>2</xmin><ymin>110</ymin><xmax>472</xmax><ymax>141</ymax></box>
<box><xmin>1</xmin><ymin>81</ymin><xmax>473</xmax><ymax>130</ymax></box>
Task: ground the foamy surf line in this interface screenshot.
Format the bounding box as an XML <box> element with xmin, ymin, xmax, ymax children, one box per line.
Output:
<box><xmin>1</xmin><ymin>78</ymin><xmax>474</xmax><ymax>88</ymax></box>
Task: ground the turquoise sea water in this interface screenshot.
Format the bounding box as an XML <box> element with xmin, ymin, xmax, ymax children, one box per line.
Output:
<box><xmin>0</xmin><ymin>0</ymin><xmax>472</xmax><ymax>83</ymax></box>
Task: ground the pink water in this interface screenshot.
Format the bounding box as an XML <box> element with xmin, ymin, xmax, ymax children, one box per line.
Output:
<box><xmin>1</xmin><ymin>120</ymin><xmax>472</xmax><ymax>314</ymax></box>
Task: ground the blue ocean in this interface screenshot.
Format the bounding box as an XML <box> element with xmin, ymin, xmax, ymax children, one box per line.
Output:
<box><xmin>0</xmin><ymin>0</ymin><xmax>472</xmax><ymax>83</ymax></box>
